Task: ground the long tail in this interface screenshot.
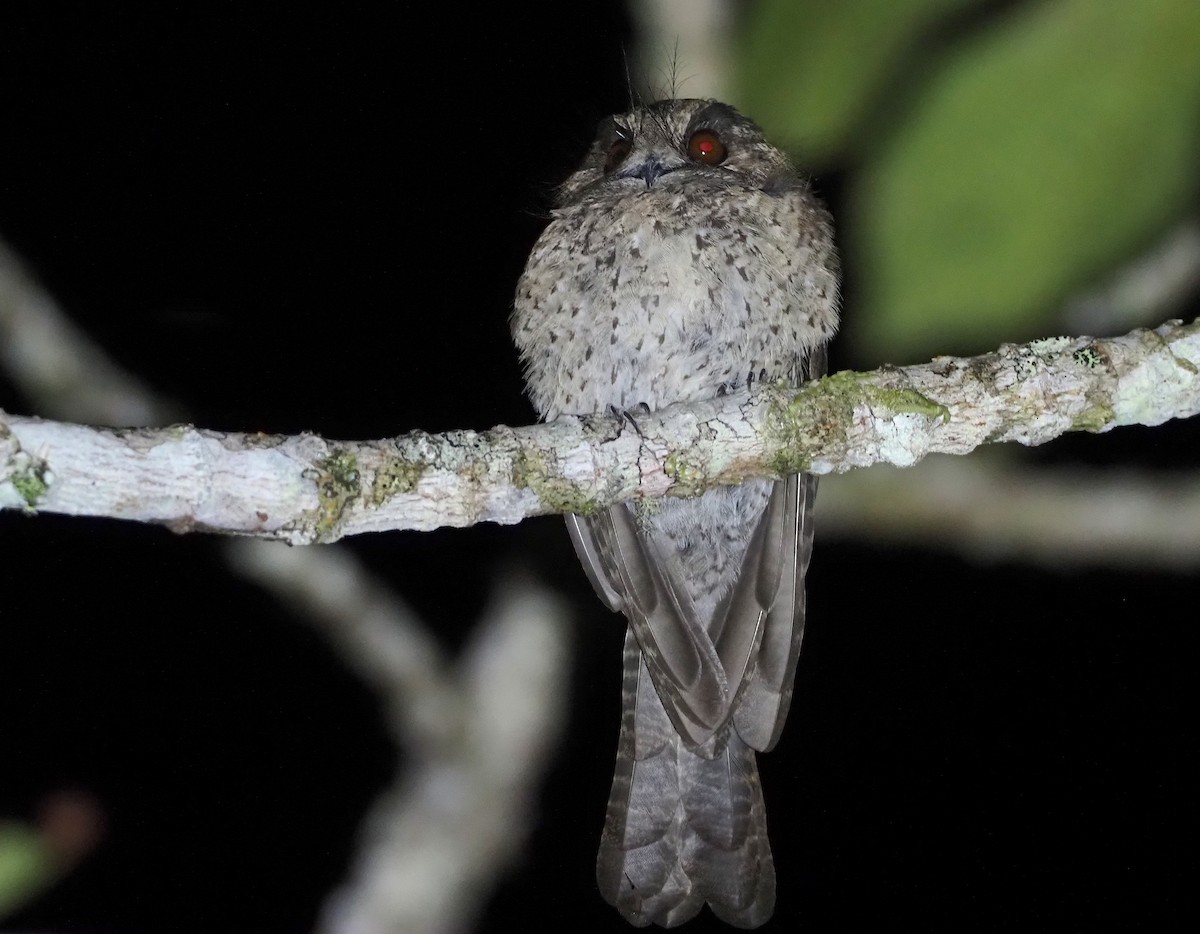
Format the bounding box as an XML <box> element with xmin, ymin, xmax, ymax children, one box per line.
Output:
<box><xmin>596</xmin><ymin>630</ymin><xmax>775</xmax><ymax>928</ymax></box>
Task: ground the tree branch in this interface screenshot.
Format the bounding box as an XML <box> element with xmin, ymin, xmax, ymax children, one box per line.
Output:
<box><xmin>4</xmin><ymin>318</ymin><xmax>1198</xmax><ymax>542</ymax></box>
<box><xmin>819</xmin><ymin>454</ymin><xmax>1200</xmax><ymax>569</ymax></box>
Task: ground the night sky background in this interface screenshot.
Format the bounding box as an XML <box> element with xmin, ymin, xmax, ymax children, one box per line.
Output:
<box><xmin>1</xmin><ymin>4</ymin><xmax>1196</xmax><ymax>932</ymax></box>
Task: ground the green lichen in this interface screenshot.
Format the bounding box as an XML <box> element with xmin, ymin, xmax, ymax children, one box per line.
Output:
<box><xmin>512</xmin><ymin>446</ymin><xmax>599</xmax><ymax>515</ymax></box>
<box><xmin>663</xmin><ymin>450</ymin><xmax>707</xmax><ymax>498</ymax></box>
<box><xmin>766</xmin><ymin>376</ymin><xmax>848</xmax><ymax>474</ymax></box>
<box><xmin>1170</xmin><ymin>351</ymin><xmax>1199</xmax><ymax>375</ymax></box>
<box><xmin>311</xmin><ymin>449</ymin><xmax>361</xmax><ymax>534</ymax></box>
<box><xmin>1073</xmin><ymin>345</ymin><xmax>1103</xmax><ymax>368</ymax></box>
<box><xmin>1028</xmin><ymin>336</ymin><xmax>1073</xmax><ymax>355</ymax></box>
<box><xmin>766</xmin><ymin>373</ymin><xmax>949</xmax><ymax>475</ymax></box>
<box><xmin>371</xmin><ymin>457</ymin><xmax>427</xmax><ymax>504</ymax></box>
<box><xmin>3</xmin><ymin>441</ymin><xmax>51</xmax><ymax>511</ymax></box>
<box><xmin>1071</xmin><ymin>403</ymin><xmax>1115</xmax><ymax>432</ymax></box>
<box><xmin>864</xmin><ymin>385</ymin><xmax>951</xmax><ymax>422</ymax></box>
<box><xmin>10</xmin><ymin>464</ymin><xmax>49</xmax><ymax>509</ymax></box>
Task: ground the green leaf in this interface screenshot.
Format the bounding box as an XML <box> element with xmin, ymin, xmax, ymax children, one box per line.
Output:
<box><xmin>848</xmin><ymin>0</ymin><xmax>1200</xmax><ymax>360</ymax></box>
<box><xmin>0</xmin><ymin>823</ymin><xmax>54</xmax><ymax>918</ymax></box>
<box><xmin>738</xmin><ymin>0</ymin><xmax>988</xmax><ymax>165</ymax></box>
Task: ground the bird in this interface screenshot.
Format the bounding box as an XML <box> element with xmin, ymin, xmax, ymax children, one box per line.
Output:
<box><xmin>512</xmin><ymin>98</ymin><xmax>839</xmax><ymax>927</ymax></box>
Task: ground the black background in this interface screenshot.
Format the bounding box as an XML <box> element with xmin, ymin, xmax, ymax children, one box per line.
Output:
<box><xmin>1</xmin><ymin>5</ymin><xmax>1195</xmax><ymax>932</ymax></box>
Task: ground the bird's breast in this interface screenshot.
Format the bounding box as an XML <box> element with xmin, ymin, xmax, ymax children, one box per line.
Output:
<box><xmin>514</xmin><ymin>189</ymin><xmax>809</xmax><ymax>420</ymax></box>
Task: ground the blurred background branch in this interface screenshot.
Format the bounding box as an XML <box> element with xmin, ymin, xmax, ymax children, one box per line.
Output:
<box><xmin>0</xmin><ymin>237</ymin><xmax>570</xmax><ymax>930</ymax></box>
<box><xmin>230</xmin><ymin>543</ymin><xmax>568</xmax><ymax>934</ymax></box>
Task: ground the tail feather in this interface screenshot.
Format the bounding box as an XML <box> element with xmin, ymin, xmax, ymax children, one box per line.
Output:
<box><xmin>598</xmin><ymin>632</ymin><xmax>775</xmax><ymax>928</ymax></box>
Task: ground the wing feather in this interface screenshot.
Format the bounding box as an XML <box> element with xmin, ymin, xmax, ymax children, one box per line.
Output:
<box><xmin>568</xmin><ymin>504</ymin><xmax>728</xmax><ymax>743</ymax></box>
<box><xmin>731</xmin><ymin>346</ymin><xmax>825</xmax><ymax>751</ymax></box>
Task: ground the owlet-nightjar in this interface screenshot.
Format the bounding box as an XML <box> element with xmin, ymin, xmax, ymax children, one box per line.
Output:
<box><xmin>512</xmin><ymin>99</ymin><xmax>839</xmax><ymax>927</ymax></box>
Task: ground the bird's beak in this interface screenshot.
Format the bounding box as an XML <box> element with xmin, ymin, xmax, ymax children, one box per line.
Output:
<box><xmin>632</xmin><ymin>155</ymin><xmax>669</xmax><ymax>188</ymax></box>
<box><xmin>615</xmin><ymin>153</ymin><xmax>681</xmax><ymax>189</ymax></box>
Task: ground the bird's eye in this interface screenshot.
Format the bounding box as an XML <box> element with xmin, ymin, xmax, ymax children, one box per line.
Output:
<box><xmin>687</xmin><ymin>129</ymin><xmax>727</xmax><ymax>165</ymax></box>
<box><xmin>604</xmin><ymin>134</ymin><xmax>632</xmax><ymax>174</ymax></box>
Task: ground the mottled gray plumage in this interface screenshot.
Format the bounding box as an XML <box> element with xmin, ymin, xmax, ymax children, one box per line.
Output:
<box><xmin>512</xmin><ymin>99</ymin><xmax>838</xmax><ymax>927</ymax></box>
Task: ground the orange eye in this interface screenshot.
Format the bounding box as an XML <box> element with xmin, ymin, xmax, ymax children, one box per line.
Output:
<box><xmin>604</xmin><ymin>135</ymin><xmax>632</xmax><ymax>174</ymax></box>
<box><xmin>687</xmin><ymin>129</ymin><xmax>727</xmax><ymax>165</ymax></box>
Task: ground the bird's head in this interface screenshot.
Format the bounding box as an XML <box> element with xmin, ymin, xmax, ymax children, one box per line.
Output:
<box><xmin>555</xmin><ymin>98</ymin><xmax>797</xmax><ymax>207</ymax></box>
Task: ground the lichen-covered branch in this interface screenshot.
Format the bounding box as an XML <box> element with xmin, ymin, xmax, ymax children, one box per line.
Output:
<box><xmin>3</xmin><ymin>318</ymin><xmax>1197</xmax><ymax>543</ymax></box>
